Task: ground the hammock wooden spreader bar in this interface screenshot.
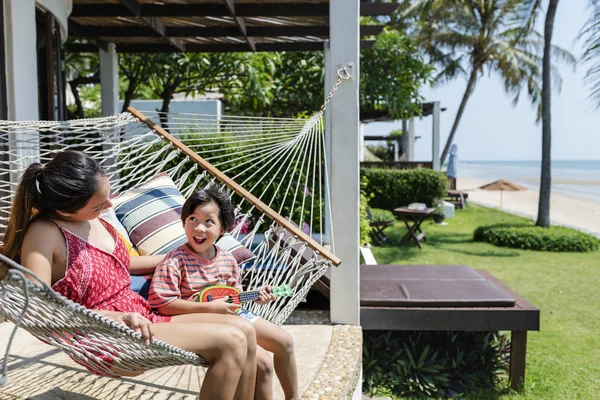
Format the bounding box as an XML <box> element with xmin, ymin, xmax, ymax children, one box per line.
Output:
<box><xmin>127</xmin><ymin>106</ymin><xmax>342</xmax><ymax>267</ymax></box>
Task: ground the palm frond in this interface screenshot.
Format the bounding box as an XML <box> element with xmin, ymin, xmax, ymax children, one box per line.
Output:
<box><xmin>579</xmin><ymin>0</ymin><xmax>600</xmax><ymax>105</ymax></box>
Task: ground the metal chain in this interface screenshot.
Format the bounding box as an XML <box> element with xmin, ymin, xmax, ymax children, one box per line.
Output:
<box><xmin>320</xmin><ymin>65</ymin><xmax>353</xmax><ymax>113</ymax></box>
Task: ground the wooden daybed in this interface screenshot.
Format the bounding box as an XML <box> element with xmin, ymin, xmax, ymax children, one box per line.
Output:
<box><xmin>316</xmin><ymin>264</ymin><xmax>540</xmax><ymax>391</ymax></box>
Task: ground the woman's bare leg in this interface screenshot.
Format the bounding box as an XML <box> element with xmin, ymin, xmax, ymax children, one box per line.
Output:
<box><xmin>254</xmin><ymin>319</ymin><xmax>298</xmax><ymax>400</ymax></box>
<box><xmin>152</xmin><ymin>322</ymin><xmax>247</xmax><ymax>400</ymax></box>
<box><xmin>255</xmin><ymin>346</ymin><xmax>274</xmax><ymax>400</ymax></box>
<box><xmin>170</xmin><ymin>313</ymin><xmax>258</xmax><ymax>399</ymax></box>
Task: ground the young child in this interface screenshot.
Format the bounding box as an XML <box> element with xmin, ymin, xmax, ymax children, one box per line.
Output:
<box><xmin>149</xmin><ymin>188</ymin><xmax>299</xmax><ymax>400</ymax></box>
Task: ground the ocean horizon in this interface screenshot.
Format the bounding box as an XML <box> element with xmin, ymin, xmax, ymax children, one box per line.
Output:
<box><xmin>456</xmin><ymin>160</ymin><xmax>600</xmax><ymax>203</ymax></box>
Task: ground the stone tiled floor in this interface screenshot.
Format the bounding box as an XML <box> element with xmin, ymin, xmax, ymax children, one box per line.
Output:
<box><xmin>0</xmin><ymin>310</ymin><xmax>362</xmax><ymax>400</ymax></box>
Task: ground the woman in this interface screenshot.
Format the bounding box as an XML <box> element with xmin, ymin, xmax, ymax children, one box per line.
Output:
<box><xmin>1</xmin><ymin>150</ymin><xmax>257</xmax><ymax>400</ymax></box>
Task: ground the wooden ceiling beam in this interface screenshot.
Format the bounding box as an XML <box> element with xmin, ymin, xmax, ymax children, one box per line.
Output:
<box><xmin>68</xmin><ymin>25</ymin><xmax>384</xmax><ymax>38</ymax></box>
<box><xmin>66</xmin><ymin>40</ymin><xmax>375</xmax><ymax>54</ymax></box>
<box><xmin>70</xmin><ymin>3</ymin><xmax>398</xmax><ymax>18</ymax></box>
<box><xmin>119</xmin><ymin>0</ymin><xmax>185</xmax><ymax>51</ymax></box>
<box><xmin>68</xmin><ymin>19</ymin><xmax>110</xmax><ymax>51</ymax></box>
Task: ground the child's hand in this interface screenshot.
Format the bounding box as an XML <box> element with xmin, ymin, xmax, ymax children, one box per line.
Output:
<box><xmin>210</xmin><ymin>296</ymin><xmax>241</xmax><ymax>315</ymax></box>
<box><xmin>255</xmin><ymin>286</ymin><xmax>276</xmax><ymax>305</ymax></box>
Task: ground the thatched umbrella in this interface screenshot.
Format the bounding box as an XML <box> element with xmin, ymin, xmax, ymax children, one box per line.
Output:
<box><xmin>479</xmin><ymin>179</ymin><xmax>527</xmax><ymax>207</ymax></box>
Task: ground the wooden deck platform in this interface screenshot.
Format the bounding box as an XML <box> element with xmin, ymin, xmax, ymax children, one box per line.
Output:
<box><xmin>317</xmin><ymin>264</ymin><xmax>540</xmax><ymax>390</ymax></box>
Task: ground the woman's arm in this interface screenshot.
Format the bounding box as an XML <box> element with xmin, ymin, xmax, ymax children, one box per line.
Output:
<box><xmin>129</xmin><ymin>254</ymin><xmax>165</xmax><ymax>275</ymax></box>
<box><xmin>20</xmin><ymin>220</ymin><xmax>61</xmax><ymax>286</ymax></box>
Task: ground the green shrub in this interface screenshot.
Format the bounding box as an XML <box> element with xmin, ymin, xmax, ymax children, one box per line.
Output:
<box><xmin>360</xmin><ymin>176</ymin><xmax>373</xmax><ymax>245</ymax></box>
<box><xmin>361</xmin><ymin>168</ymin><xmax>447</xmax><ymax>211</ymax></box>
<box><xmin>363</xmin><ymin>331</ymin><xmax>510</xmax><ymax>398</ymax></box>
<box><xmin>474</xmin><ymin>224</ymin><xmax>599</xmax><ymax>252</ymax></box>
<box><xmin>369</xmin><ymin>208</ymin><xmax>395</xmax><ymax>223</ymax></box>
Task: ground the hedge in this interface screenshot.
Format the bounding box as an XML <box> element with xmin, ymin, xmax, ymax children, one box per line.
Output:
<box><xmin>369</xmin><ymin>208</ymin><xmax>395</xmax><ymax>223</ymax></box>
<box><xmin>361</xmin><ymin>168</ymin><xmax>447</xmax><ymax>211</ymax></box>
<box><xmin>474</xmin><ymin>224</ymin><xmax>599</xmax><ymax>252</ymax></box>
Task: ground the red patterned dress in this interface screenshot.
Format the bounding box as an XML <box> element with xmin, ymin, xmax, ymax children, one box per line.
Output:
<box><xmin>51</xmin><ymin>218</ymin><xmax>171</xmax><ymax>376</ymax></box>
<box><xmin>52</xmin><ymin>218</ymin><xmax>170</xmax><ymax>323</ymax></box>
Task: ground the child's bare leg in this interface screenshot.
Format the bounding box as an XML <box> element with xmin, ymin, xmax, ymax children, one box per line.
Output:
<box><xmin>152</xmin><ymin>322</ymin><xmax>247</xmax><ymax>400</ymax></box>
<box><xmin>255</xmin><ymin>346</ymin><xmax>274</xmax><ymax>400</ymax></box>
<box><xmin>254</xmin><ymin>319</ymin><xmax>299</xmax><ymax>400</ymax></box>
<box><xmin>170</xmin><ymin>313</ymin><xmax>258</xmax><ymax>399</ymax></box>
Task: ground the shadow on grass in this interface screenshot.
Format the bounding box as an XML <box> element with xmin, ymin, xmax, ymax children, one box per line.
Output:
<box><xmin>428</xmin><ymin>241</ymin><xmax>521</xmax><ymax>258</ymax></box>
<box><xmin>373</xmin><ymin>231</ymin><xmax>521</xmax><ymax>259</ymax></box>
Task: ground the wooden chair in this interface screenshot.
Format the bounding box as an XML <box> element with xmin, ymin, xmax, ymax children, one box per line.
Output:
<box><xmin>366</xmin><ymin>207</ymin><xmax>394</xmax><ymax>246</ymax></box>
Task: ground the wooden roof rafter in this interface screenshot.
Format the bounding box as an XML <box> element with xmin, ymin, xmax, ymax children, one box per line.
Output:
<box><xmin>67</xmin><ymin>1</ymin><xmax>398</xmax><ymax>54</ymax></box>
<box><xmin>119</xmin><ymin>0</ymin><xmax>185</xmax><ymax>51</ymax></box>
<box><xmin>70</xmin><ymin>3</ymin><xmax>399</xmax><ymax>18</ymax></box>
<box><xmin>222</xmin><ymin>0</ymin><xmax>255</xmax><ymax>51</ymax></box>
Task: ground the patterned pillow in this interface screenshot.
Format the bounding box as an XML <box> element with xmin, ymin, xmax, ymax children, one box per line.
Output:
<box><xmin>111</xmin><ymin>173</ymin><xmax>187</xmax><ymax>256</ymax></box>
<box><xmin>216</xmin><ymin>233</ymin><xmax>256</xmax><ymax>265</ymax></box>
<box><xmin>101</xmin><ymin>207</ymin><xmax>140</xmax><ymax>256</ymax></box>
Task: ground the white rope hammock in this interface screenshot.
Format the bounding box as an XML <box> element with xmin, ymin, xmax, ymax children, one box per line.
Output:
<box><xmin>0</xmin><ymin>69</ymin><xmax>350</xmax><ymax>383</ymax></box>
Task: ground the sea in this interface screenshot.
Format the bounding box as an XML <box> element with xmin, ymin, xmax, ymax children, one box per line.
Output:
<box><xmin>458</xmin><ymin>160</ymin><xmax>600</xmax><ymax>203</ymax></box>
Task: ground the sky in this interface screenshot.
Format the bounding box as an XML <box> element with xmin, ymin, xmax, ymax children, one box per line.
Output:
<box><xmin>363</xmin><ymin>0</ymin><xmax>600</xmax><ymax>162</ymax></box>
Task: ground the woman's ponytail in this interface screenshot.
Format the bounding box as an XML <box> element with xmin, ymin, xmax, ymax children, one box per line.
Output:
<box><xmin>1</xmin><ymin>164</ymin><xmax>44</xmax><ymax>260</ymax></box>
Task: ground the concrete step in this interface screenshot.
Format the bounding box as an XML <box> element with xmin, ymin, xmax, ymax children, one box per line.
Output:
<box><xmin>0</xmin><ymin>320</ymin><xmax>361</xmax><ymax>400</ymax></box>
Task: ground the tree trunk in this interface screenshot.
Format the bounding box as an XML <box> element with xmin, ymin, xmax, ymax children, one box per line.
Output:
<box><xmin>69</xmin><ymin>82</ymin><xmax>84</xmax><ymax>119</ymax></box>
<box><xmin>536</xmin><ymin>0</ymin><xmax>559</xmax><ymax>227</ymax></box>
<box><xmin>121</xmin><ymin>81</ymin><xmax>136</xmax><ymax>112</ymax></box>
<box><xmin>158</xmin><ymin>93</ymin><xmax>172</xmax><ymax>132</ymax></box>
<box><xmin>68</xmin><ymin>71</ymin><xmax>100</xmax><ymax>119</ymax></box>
<box><xmin>439</xmin><ymin>67</ymin><xmax>479</xmax><ymax>166</ymax></box>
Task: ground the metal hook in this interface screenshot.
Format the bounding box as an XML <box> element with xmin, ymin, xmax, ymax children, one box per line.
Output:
<box><xmin>337</xmin><ymin>63</ymin><xmax>353</xmax><ymax>80</ymax></box>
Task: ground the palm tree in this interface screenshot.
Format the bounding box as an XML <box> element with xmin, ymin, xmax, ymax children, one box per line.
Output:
<box><xmin>404</xmin><ymin>0</ymin><xmax>574</xmax><ymax>166</ymax></box>
<box><xmin>536</xmin><ymin>0</ymin><xmax>560</xmax><ymax>227</ymax></box>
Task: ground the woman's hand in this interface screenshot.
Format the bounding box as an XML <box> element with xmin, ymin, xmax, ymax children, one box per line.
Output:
<box><xmin>208</xmin><ymin>297</ymin><xmax>242</xmax><ymax>315</ymax></box>
<box><xmin>120</xmin><ymin>312</ymin><xmax>154</xmax><ymax>345</ymax></box>
<box><xmin>255</xmin><ymin>286</ymin><xmax>276</xmax><ymax>305</ymax></box>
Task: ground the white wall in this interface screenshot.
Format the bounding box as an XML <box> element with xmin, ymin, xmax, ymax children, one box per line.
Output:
<box><xmin>35</xmin><ymin>0</ymin><xmax>72</xmax><ymax>42</ymax></box>
<box><xmin>121</xmin><ymin>99</ymin><xmax>222</xmax><ymax>117</ymax></box>
<box><xmin>4</xmin><ymin>0</ymin><xmax>38</xmax><ymax>121</ymax></box>
<box><xmin>120</xmin><ymin>99</ymin><xmax>222</xmax><ymax>139</ymax></box>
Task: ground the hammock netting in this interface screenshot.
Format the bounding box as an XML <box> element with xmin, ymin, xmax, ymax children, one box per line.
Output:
<box><xmin>0</xmin><ymin>106</ymin><xmax>340</xmax><ymax>380</ymax></box>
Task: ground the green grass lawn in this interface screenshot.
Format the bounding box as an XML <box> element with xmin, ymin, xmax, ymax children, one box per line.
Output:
<box><xmin>369</xmin><ymin>205</ymin><xmax>600</xmax><ymax>400</ymax></box>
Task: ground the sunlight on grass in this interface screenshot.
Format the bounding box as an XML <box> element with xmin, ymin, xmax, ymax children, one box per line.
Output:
<box><xmin>370</xmin><ymin>205</ymin><xmax>600</xmax><ymax>399</ymax></box>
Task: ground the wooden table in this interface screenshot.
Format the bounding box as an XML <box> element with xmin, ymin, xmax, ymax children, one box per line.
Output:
<box><xmin>393</xmin><ymin>207</ymin><xmax>436</xmax><ymax>248</ymax></box>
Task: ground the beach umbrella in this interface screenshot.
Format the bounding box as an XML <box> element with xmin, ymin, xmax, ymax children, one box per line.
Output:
<box><xmin>479</xmin><ymin>179</ymin><xmax>526</xmax><ymax>207</ymax></box>
<box><xmin>447</xmin><ymin>144</ymin><xmax>458</xmax><ymax>179</ymax></box>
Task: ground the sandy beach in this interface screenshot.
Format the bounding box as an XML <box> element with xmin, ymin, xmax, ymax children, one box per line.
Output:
<box><xmin>457</xmin><ymin>177</ymin><xmax>600</xmax><ymax>237</ymax></box>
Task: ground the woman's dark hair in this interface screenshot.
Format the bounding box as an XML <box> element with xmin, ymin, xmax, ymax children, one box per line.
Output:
<box><xmin>1</xmin><ymin>150</ymin><xmax>106</xmax><ymax>259</ymax></box>
<box><xmin>181</xmin><ymin>187</ymin><xmax>235</xmax><ymax>232</ymax></box>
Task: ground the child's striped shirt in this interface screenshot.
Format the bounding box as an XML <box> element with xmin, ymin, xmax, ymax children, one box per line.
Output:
<box><xmin>148</xmin><ymin>244</ymin><xmax>241</xmax><ymax>309</ymax></box>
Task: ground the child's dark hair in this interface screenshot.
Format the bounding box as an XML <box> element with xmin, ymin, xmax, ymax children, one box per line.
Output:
<box><xmin>181</xmin><ymin>187</ymin><xmax>235</xmax><ymax>231</ymax></box>
<box><xmin>1</xmin><ymin>150</ymin><xmax>106</xmax><ymax>260</ymax></box>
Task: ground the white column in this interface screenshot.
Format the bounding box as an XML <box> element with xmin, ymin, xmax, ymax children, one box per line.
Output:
<box><xmin>408</xmin><ymin>119</ymin><xmax>416</xmax><ymax>161</ymax></box>
<box><xmin>432</xmin><ymin>101</ymin><xmax>441</xmax><ymax>170</ymax></box>
<box><xmin>4</xmin><ymin>0</ymin><xmax>39</xmax><ymax>121</ymax></box>
<box><xmin>100</xmin><ymin>43</ymin><xmax>119</xmax><ymax>116</ymax></box>
<box><xmin>329</xmin><ymin>0</ymin><xmax>360</xmax><ymax>325</ymax></box>
<box><xmin>4</xmin><ymin>0</ymin><xmax>40</xmax><ymax>187</ymax></box>
<box><xmin>359</xmin><ymin>123</ymin><xmax>365</xmax><ymax>162</ymax></box>
<box><xmin>323</xmin><ymin>40</ymin><xmax>332</xmax><ymax>244</ymax></box>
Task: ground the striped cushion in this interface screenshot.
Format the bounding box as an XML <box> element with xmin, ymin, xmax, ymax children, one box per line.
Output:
<box><xmin>111</xmin><ymin>173</ymin><xmax>187</xmax><ymax>256</ymax></box>
<box><xmin>216</xmin><ymin>233</ymin><xmax>256</xmax><ymax>265</ymax></box>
